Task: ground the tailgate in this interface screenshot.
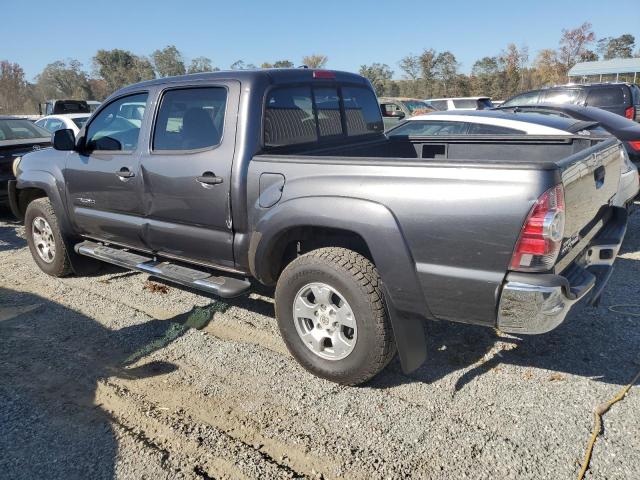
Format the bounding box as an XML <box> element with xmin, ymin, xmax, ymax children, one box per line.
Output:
<box><xmin>556</xmin><ymin>138</ymin><xmax>623</xmax><ymax>270</ymax></box>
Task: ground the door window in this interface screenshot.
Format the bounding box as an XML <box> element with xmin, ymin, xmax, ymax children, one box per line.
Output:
<box><xmin>429</xmin><ymin>100</ymin><xmax>449</xmax><ymax>111</ymax></box>
<box><xmin>502</xmin><ymin>91</ymin><xmax>540</xmax><ymax>107</ymax></box>
<box><xmin>380</xmin><ymin>103</ymin><xmax>402</xmax><ymax>116</ymax></box>
<box><xmin>85</xmin><ymin>93</ymin><xmax>148</xmax><ymax>151</ymax></box>
<box><xmin>153</xmin><ymin>87</ymin><xmax>227</xmax><ymax>151</ymax></box>
<box><xmin>542</xmin><ymin>89</ymin><xmax>580</xmax><ymax>104</ymax></box>
<box><xmin>46</xmin><ymin>118</ymin><xmax>66</xmax><ymax>132</ymax></box>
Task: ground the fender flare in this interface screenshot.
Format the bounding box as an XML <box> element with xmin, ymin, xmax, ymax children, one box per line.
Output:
<box><xmin>249</xmin><ymin>196</ymin><xmax>430</xmax><ymax>372</ymax></box>
<box><xmin>17</xmin><ymin>171</ymin><xmax>98</xmax><ymax>275</ymax></box>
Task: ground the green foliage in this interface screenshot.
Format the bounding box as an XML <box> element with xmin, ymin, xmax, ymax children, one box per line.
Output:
<box><xmin>359</xmin><ymin>63</ymin><xmax>393</xmax><ymax>96</ymax></box>
<box><xmin>188</xmin><ymin>56</ymin><xmax>216</xmax><ymax>74</ymax></box>
<box><xmin>93</xmin><ymin>49</ymin><xmax>156</xmax><ymax>93</ymax></box>
<box><xmin>36</xmin><ymin>59</ymin><xmax>92</xmax><ymax>100</ymax></box>
<box><xmin>597</xmin><ymin>34</ymin><xmax>636</xmax><ymax>60</ymax></box>
<box><xmin>151</xmin><ymin>45</ymin><xmax>186</xmax><ymax>77</ymax></box>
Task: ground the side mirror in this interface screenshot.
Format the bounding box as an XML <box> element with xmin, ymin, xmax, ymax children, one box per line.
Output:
<box><xmin>52</xmin><ymin>129</ymin><xmax>76</xmax><ymax>151</ymax></box>
<box><xmin>390</xmin><ymin>110</ymin><xmax>406</xmax><ymax>119</ymax></box>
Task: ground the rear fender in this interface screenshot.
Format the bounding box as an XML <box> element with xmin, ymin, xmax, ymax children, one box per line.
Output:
<box><xmin>249</xmin><ymin>196</ymin><xmax>430</xmax><ymax>372</ymax></box>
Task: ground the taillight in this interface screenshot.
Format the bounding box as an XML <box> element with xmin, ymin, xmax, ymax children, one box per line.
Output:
<box><xmin>629</xmin><ymin>141</ymin><xmax>640</xmax><ymax>152</ymax></box>
<box><xmin>510</xmin><ymin>185</ymin><xmax>565</xmax><ymax>272</ymax></box>
<box><xmin>625</xmin><ymin>106</ymin><xmax>635</xmax><ymax>120</ymax></box>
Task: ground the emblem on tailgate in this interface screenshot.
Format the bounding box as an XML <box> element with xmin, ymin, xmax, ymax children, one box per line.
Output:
<box><xmin>560</xmin><ymin>234</ymin><xmax>580</xmax><ymax>256</ymax></box>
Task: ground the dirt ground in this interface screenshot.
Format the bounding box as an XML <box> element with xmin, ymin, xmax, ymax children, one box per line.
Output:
<box><xmin>1</xmin><ymin>205</ymin><xmax>639</xmax><ymax>479</ymax></box>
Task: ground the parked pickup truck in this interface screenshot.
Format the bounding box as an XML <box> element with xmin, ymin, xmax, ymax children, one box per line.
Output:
<box><xmin>8</xmin><ymin>69</ymin><xmax>627</xmax><ymax>385</ymax></box>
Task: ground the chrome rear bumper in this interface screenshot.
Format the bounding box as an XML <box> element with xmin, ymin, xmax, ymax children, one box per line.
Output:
<box><xmin>497</xmin><ymin>208</ymin><xmax>626</xmax><ymax>334</ymax></box>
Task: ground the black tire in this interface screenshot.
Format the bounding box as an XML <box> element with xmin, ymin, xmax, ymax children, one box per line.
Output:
<box><xmin>275</xmin><ymin>247</ymin><xmax>396</xmax><ymax>385</ymax></box>
<box><xmin>25</xmin><ymin>198</ymin><xmax>73</xmax><ymax>277</ymax></box>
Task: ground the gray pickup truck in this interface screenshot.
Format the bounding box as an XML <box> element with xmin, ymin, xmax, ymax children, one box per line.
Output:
<box><xmin>8</xmin><ymin>69</ymin><xmax>627</xmax><ymax>385</ymax></box>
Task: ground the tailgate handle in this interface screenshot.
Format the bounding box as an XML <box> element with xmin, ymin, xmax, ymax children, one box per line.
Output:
<box><xmin>593</xmin><ymin>166</ymin><xmax>605</xmax><ymax>189</ymax></box>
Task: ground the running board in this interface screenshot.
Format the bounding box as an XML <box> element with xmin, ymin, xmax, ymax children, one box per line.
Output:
<box><xmin>74</xmin><ymin>240</ymin><xmax>251</xmax><ymax>298</ymax></box>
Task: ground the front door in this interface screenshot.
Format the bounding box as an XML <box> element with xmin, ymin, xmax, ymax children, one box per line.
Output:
<box><xmin>64</xmin><ymin>92</ymin><xmax>150</xmax><ymax>251</ymax></box>
<box><xmin>139</xmin><ymin>82</ymin><xmax>239</xmax><ymax>269</ymax></box>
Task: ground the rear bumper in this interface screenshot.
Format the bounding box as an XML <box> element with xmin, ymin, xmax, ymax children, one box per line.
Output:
<box><xmin>497</xmin><ymin>207</ymin><xmax>627</xmax><ymax>334</ymax></box>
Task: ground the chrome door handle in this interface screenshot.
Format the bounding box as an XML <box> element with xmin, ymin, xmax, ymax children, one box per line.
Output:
<box><xmin>196</xmin><ymin>171</ymin><xmax>223</xmax><ymax>185</ymax></box>
<box><xmin>116</xmin><ymin>167</ymin><xmax>135</xmax><ymax>179</ymax></box>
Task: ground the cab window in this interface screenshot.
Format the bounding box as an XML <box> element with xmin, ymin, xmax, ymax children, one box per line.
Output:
<box><xmin>153</xmin><ymin>87</ymin><xmax>227</xmax><ymax>151</ymax></box>
<box><xmin>85</xmin><ymin>93</ymin><xmax>148</xmax><ymax>151</ymax></box>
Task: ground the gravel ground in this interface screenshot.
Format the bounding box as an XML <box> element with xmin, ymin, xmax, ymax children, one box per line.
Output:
<box><xmin>0</xmin><ymin>205</ymin><xmax>639</xmax><ymax>480</ymax></box>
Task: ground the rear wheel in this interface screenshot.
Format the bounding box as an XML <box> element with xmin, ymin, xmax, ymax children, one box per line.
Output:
<box><xmin>275</xmin><ymin>247</ymin><xmax>396</xmax><ymax>385</ymax></box>
<box><xmin>25</xmin><ymin>198</ymin><xmax>72</xmax><ymax>277</ymax></box>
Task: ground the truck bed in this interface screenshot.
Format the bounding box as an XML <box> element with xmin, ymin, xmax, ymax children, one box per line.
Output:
<box><xmin>251</xmin><ymin>135</ymin><xmax>623</xmax><ymax>325</ymax></box>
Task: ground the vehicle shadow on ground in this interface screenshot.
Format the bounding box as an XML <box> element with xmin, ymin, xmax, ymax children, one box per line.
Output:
<box><xmin>0</xmin><ymin>286</ymin><xmax>212</xmax><ymax>480</ymax></box>
<box><xmin>0</xmin><ymin>207</ymin><xmax>26</xmax><ymax>252</ymax></box>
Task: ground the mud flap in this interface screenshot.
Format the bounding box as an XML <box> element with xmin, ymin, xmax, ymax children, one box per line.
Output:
<box><xmin>7</xmin><ymin>180</ymin><xmax>22</xmax><ymax>220</ymax></box>
<box><xmin>384</xmin><ymin>287</ymin><xmax>427</xmax><ymax>373</ymax></box>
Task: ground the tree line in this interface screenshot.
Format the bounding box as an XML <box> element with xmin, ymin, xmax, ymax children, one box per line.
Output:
<box><xmin>0</xmin><ymin>48</ymin><xmax>328</xmax><ymax>114</ymax></box>
<box><xmin>0</xmin><ymin>22</ymin><xmax>637</xmax><ymax>114</ymax></box>
<box><xmin>359</xmin><ymin>24</ymin><xmax>639</xmax><ymax>99</ymax></box>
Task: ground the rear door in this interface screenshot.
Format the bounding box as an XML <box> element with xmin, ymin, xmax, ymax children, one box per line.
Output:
<box><xmin>64</xmin><ymin>92</ymin><xmax>150</xmax><ymax>250</ymax></box>
<box><xmin>139</xmin><ymin>82</ymin><xmax>240</xmax><ymax>269</ymax></box>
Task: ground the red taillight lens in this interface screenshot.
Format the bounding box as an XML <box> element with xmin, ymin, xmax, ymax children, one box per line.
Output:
<box><xmin>625</xmin><ymin>106</ymin><xmax>635</xmax><ymax>120</ymax></box>
<box><xmin>629</xmin><ymin>140</ymin><xmax>640</xmax><ymax>152</ymax></box>
<box><xmin>312</xmin><ymin>70</ymin><xmax>336</xmax><ymax>79</ymax></box>
<box><xmin>510</xmin><ymin>185</ymin><xmax>565</xmax><ymax>272</ymax></box>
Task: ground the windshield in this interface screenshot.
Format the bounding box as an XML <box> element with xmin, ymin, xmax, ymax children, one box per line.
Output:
<box><xmin>0</xmin><ymin>119</ymin><xmax>50</xmax><ymax>141</ymax></box>
<box><xmin>402</xmin><ymin>100</ymin><xmax>434</xmax><ymax>115</ymax></box>
<box><xmin>73</xmin><ymin>117</ymin><xmax>89</xmax><ymax>128</ymax></box>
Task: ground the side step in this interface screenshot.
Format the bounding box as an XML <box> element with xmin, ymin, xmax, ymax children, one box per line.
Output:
<box><xmin>75</xmin><ymin>240</ymin><xmax>251</xmax><ymax>298</ymax></box>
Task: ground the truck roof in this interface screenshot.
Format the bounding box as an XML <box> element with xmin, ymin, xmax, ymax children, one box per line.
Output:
<box><xmin>116</xmin><ymin>69</ymin><xmax>370</xmax><ymax>96</ymax></box>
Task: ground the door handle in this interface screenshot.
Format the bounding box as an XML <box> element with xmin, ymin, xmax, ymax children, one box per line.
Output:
<box><xmin>116</xmin><ymin>167</ymin><xmax>135</xmax><ymax>179</ymax></box>
<box><xmin>196</xmin><ymin>171</ymin><xmax>223</xmax><ymax>185</ymax></box>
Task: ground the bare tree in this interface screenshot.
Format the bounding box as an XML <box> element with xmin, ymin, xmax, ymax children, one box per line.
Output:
<box><xmin>0</xmin><ymin>60</ymin><xmax>31</xmax><ymax>113</ymax></box>
<box><xmin>302</xmin><ymin>54</ymin><xmax>328</xmax><ymax>68</ymax></box>
<box><xmin>557</xmin><ymin>22</ymin><xmax>595</xmax><ymax>73</ymax></box>
<box><xmin>398</xmin><ymin>55</ymin><xmax>421</xmax><ymax>80</ymax></box>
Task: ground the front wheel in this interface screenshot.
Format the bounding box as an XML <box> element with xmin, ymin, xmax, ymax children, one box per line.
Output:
<box><xmin>275</xmin><ymin>247</ymin><xmax>396</xmax><ymax>385</ymax></box>
<box><xmin>25</xmin><ymin>198</ymin><xmax>72</xmax><ymax>277</ymax></box>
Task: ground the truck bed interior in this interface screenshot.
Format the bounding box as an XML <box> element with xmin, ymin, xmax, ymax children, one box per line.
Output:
<box><xmin>264</xmin><ymin>135</ymin><xmax>607</xmax><ymax>166</ymax></box>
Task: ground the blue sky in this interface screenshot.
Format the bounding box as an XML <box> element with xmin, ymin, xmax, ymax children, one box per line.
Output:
<box><xmin>5</xmin><ymin>0</ymin><xmax>639</xmax><ymax>80</ymax></box>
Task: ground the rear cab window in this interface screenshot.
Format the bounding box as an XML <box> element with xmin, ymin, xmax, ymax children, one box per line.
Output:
<box><xmin>264</xmin><ymin>84</ymin><xmax>383</xmax><ymax>148</ymax></box>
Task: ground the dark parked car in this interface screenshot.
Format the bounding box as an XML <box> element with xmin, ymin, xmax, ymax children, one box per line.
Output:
<box><xmin>9</xmin><ymin>69</ymin><xmax>627</xmax><ymax>384</ymax></box>
<box><xmin>0</xmin><ymin>116</ymin><xmax>51</xmax><ymax>204</ymax></box>
<box><xmin>501</xmin><ymin>83</ymin><xmax>640</xmax><ymax>121</ymax></box>
<box><xmin>38</xmin><ymin>99</ymin><xmax>90</xmax><ymax>116</ymax></box>
<box><xmin>497</xmin><ymin>103</ymin><xmax>640</xmax><ymax>163</ymax></box>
